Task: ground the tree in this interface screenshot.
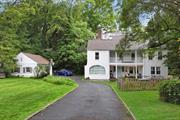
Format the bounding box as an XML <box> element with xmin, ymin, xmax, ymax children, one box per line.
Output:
<box><xmin>0</xmin><ymin>0</ymin><xmax>116</xmax><ymax>74</ymax></box>
<box><xmin>118</xmin><ymin>0</ymin><xmax>180</xmax><ymax>76</ymax></box>
<box><xmin>82</xmin><ymin>0</ymin><xmax>116</xmax><ymax>32</ymax></box>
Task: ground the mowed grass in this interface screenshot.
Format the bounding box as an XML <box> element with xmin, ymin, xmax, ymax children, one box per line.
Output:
<box><xmin>107</xmin><ymin>82</ymin><xmax>180</xmax><ymax>120</ymax></box>
<box><xmin>0</xmin><ymin>77</ymin><xmax>77</xmax><ymax>120</ymax></box>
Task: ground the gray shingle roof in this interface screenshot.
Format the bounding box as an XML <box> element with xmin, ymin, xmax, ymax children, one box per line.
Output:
<box><xmin>87</xmin><ymin>31</ymin><xmax>149</xmax><ymax>50</ymax></box>
<box><xmin>87</xmin><ymin>39</ymin><xmax>120</xmax><ymax>50</ymax></box>
<box><xmin>23</xmin><ymin>53</ymin><xmax>49</xmax><ymax>64</ymax></box>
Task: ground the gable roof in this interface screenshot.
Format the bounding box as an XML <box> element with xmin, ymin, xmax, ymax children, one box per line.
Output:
<box><xmin>23</xmin><ymin>53</ymin><xmax>49</xmax><ymax>64</ymax></box>
<box><xmin>87</xmin><ymin>39</ymin><xmax>120</xmax><ymax>50</ymax></box>
<box><xmin>87</xmin><ymin>31</ymin><xmax>148</xmax><ymax>51</ymax></box>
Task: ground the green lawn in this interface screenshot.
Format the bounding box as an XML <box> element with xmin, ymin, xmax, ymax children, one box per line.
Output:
<box><xmin>0</xmin><ymin>77</ymin><xmax>78</xmax><ymax>120</ymax></box>
<box><xmin>107</xmin><ymin>82</ymin><xmax>180</xmax><ymax>120</ymax></box>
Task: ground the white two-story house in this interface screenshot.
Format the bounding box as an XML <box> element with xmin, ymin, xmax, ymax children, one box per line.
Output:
<box><xmin>84</xmin><ymin>31</ymin><xmax>168</xmax><ymax>80</ymax></box>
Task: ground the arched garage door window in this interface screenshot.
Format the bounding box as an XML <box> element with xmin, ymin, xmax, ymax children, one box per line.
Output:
<box><xmin>89</xmin><ymin>65</ymin><xmax>105</xmax><ymax>75</ymax></box>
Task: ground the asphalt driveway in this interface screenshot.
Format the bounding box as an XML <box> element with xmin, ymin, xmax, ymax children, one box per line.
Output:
<box><xmin>29</xmin><ymin>76</ymin><xmax>133</xmax><ymax>120</ymax></box>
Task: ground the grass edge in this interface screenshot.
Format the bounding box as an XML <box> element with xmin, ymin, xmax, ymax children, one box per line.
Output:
<box><xmin>25</xmin><ymin>84</ymin><xmax>79</xmax><ymax>120</ymax></box>
<box><xmin>110</xmin><ymin>85</ymin><xmax>137</xmax><ymax>120</ymax></box>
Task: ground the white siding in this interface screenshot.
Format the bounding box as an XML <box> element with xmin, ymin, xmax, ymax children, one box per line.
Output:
<box><xmin>85</xmin><ymin>50</ymin><xmax>168</xmax><ymax>80</ymax></box>
<box><xmin>143</xmin><ymin>51</ymin><xmax>168</xmax><ymax>78</ymax></box>
<box><xmin>12</xmin><ymin>53</ymin><xmax>38</xmax><ymax>77</ymax></box>
<box><xmin>85</xmin><ymin>51</ymin><xmax>110</xmax><ymax>80</ymax></box>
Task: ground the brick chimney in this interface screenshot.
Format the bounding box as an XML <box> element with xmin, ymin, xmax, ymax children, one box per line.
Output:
<box><xmin>96</xmin><ymin>28</ymin><xmax>102</xmax><ymax>40</ymax></box>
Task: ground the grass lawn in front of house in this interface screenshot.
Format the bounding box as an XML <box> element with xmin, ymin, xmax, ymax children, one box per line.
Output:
<box><xmin>0</xmin><ymin>77</ymin><xmax>78</xmax><ymax>120</ymax></box>
<box><xmin>94</xmin><ymin>81</ymin><xmax>180</xmax><ymax>120</ymax></box>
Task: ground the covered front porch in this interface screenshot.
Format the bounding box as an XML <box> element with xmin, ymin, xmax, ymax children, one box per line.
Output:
<box><xmin>110</xmin><ymin>65</ymin><xmax>143</xmax><ymax>79</ymax></box>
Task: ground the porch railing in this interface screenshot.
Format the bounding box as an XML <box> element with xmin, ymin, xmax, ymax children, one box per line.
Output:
<box><xmin>110</xmin><ymin>57</ymin><xmax>143</xmax><ymax>63</ymax></box>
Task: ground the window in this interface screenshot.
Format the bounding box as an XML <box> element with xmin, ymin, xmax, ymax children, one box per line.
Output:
<box><xmin>26</xmin><ymin>67</ymin><xmax>32</xmax><ymax>73</ymax></box>
<box><xmin>131</xmin><ymin>52</ymin><xmax>135</xmax><ymax>60</ymax></box>
<box><xmin>95</xmin><ymin>52</ymin><xmax>99</xmax><ymax>60</ymax></box>
<box><xmin>158</xmin><ymin>52</ymin><xmax>162</xmax><ymax>60</ymax></box>
<box><xmin>0</xmin><ymin>62</ymin><xmax>3</xmax><ymax>67</ymax></box>
<box><xmin>129</xmin><ymin>67</ymin><xmax>133</xmax><ymax>74</ymax></box>
<box><xmin>15</xmin><ymin>67</ymin><xmax>20</xmax><ymax>73</ymax></box>
<box><xmin>23</xmin><ymin>67</ymin><xmax>32</xmax><ymax>73</ymax></box>
<box><xmin>23</xmin><ymin>68</ymin><xmax>26</xmax><ymax>73</ymax></box>
<box><xmin>151</xmin><ymin>67</ymin><xmax>155</xmax><ymax>74</ymax></box>
<box><xmin>122</xmin><ymin>66</ymin><xmax>124</xmax><ymax>72</ymax></box>
<box><xmin>148</xmin><ymin>54</ymin><xmax>153</xmax><ymax>60</ymax></box>
<box><xmin>156</xmin><ymin>67</ymin><xmax>161</xmax><ymax>74</ymax></box>
<box><xmin>89</xmin><ymin>65</ymin><xmax>105</xmax><ymax>75</ymax></box>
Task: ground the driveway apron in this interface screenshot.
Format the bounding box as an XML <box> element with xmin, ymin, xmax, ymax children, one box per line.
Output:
<box><xmin>29</xmin><ymin>76</ymin><xmax>133</xmax><ymax>120</ymax></box>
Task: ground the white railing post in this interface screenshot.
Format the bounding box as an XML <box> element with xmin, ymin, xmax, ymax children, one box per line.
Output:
<box><xmin>142</xmin><ymin>52</ymin><xmax>145</xmax><ymax>79</ymax></box>
<box><xmin>115</xmin><ymin>52</ymin><xmax>118</xmax><ymax>78</ymax></box>
<box><xmin>50</xmin><ymin>59</ymin><xmax>54</xmax><ymax>76</ymax></box>
<box><xmin>135</xmin><ymin>50</ymin><xmax>138</xmax><ymax>79</ymax></box>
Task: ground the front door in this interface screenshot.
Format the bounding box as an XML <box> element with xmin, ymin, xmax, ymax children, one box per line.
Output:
<box><xmin>123</xmin><ymin>66</ymin><xmax>134</xmax><ymax>77</ymax></box>
<box><xmin>110</xmin><ymin>66</ymin><xmax>116</xmax><ymax>78</ymax></box>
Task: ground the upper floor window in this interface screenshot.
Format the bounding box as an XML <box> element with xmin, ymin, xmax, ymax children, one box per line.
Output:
<box><xmin>148</xmin><ymin>54</ymin><xmax>153</xmax><ymax>60</ymax></box>
<box><xmin>158</xmin><ymin>51</ymin><xmax>162</xmax><ymax>60</ymax></box>
<box><xmin>95</xmin><ymin>52</ymin><xmax>99</xmax><ymax>60</ymax></box>
<box><xmin>131</xmin><ymin>52</ymin><xmax>135</xmax><ymax>60</ymax></box>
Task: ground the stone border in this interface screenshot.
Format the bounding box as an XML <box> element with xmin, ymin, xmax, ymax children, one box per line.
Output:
<box><xmin>25</xmin><ymin>85</ymin><xmax>79</xmax><ymax>120</ymax></box>
<box><xmin>110</xmin><ymin>86</ymin><xmax>137</xmax><ymax>120</ymax></box>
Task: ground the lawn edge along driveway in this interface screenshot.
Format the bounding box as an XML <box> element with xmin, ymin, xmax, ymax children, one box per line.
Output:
<box><xmin>25</xmin><ymin>85</ymin><xmax>79</xmax><ymax>120</ymax></box>
<box><xmin>106</xmin><ymin>82</ymin><xmax>180</xmax><ymax>120</ymax></box>
<box><xmin>110</xmin><ymin>84</ymin><xmax>137</xmax><ymax>120</ymax></box>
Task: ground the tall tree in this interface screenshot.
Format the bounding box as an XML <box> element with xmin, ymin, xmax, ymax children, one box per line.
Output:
<box><xmin>118</xmin><ymin>0</ymin><xmax>180</xmax><ymax>76</ymax></box>
<box><xmin>0</xmin><ymin>0</ymin><xmax>96</xmax><ymax>73</ymax></box>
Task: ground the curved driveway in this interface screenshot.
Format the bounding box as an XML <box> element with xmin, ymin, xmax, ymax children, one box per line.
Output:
<box><xmin>29</xmin><ymin>77</ymin><xmax>133</xmax><ymax>120</ymax></box>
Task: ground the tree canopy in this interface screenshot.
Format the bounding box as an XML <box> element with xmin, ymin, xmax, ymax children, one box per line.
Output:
<box><xmin>118</xmin><ymin>0</ymin><xmax>180</xmax><ymax>76</ymax></box>
<box><xmin>0</xmin><ymin>0</ymin><xmax>116</xmax><ymax>73</ymax></box>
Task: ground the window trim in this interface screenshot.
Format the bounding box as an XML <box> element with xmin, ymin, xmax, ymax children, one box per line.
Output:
<box><xmin>131</xmin><ymin>52</ymin><xmax>135</xmax><ymax>60</ymax></box>
<box><xmin>23</xmin><ymin>67</ymin><xmax>32</xmax><ymax>73</ymax></box>
<box><xmin>158</xmin><ymin>51</ymin><xmax>162</xmax><ymax>60</ymax></box>
<box><xmin>151</xmin><ymin>67</ymin><xmax>155</xmax><ymax>75</ymax></box>
<box><xmin>151</xmin><ymin>66</ymin><xmax>161</xmax><ymax>75</ymax></box>
<box><xmin>156</xmin><ymin>67</ymin><xmax>161</xmax><ymax>74</ymax></box>
<box><xmin>148</xmin><ymin>54</ymin><xmax>153</xmax><ymax>60</ymax></box>
<box><xmin>95</xmin><ymin>52</ymin><xmax>99</xmax><ymax>60</ymax></box>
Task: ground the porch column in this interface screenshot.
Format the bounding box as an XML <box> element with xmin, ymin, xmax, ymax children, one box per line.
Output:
<box><xmin>115</xmin><ymin>52</ymin><xmax>118</xmax><ymax>78</ymax></box>
<box><xmin>142</xmin><ymin>53</ymin><xmax>145</xmax><ymax>79</ymax></box>
<box><xmin>135</xmin><ymin>50</ymin><xmax>138</xmax><ymax>79</ymax></box>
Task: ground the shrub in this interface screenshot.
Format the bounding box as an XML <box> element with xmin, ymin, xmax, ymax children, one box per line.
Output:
<box><xmin>159</xmin><ymin>80</ymin><xmax>180</xmax><ymax>104</ymax></box>
<box><xmin>35</xmin><ymin>65</ymin><xmax>48</xmax><ymax>78</ymax></box>
<box><xmin>43</xmin><ymin>75</ymin><xmax>77</xmax><ymax>86</ymax></box>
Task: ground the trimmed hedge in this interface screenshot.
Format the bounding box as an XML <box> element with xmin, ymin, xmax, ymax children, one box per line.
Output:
<box><xmin>43</xmin><ymin>76</ymin><xmax>77</xmax><ymax>86</ymax></box>
<box><xmin>159</xmin><ymin>80</ymin><xmax>180</xmax><ymax>104</ymax></box>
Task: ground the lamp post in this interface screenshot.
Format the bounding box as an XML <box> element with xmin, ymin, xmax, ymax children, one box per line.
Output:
<box><xmin>49</xmin><ymin>59</ymin><xmax>54</xmax><ymax>76</ymax></box>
